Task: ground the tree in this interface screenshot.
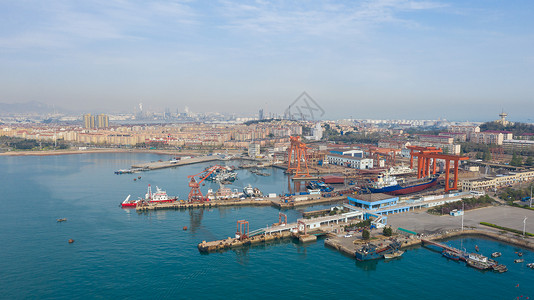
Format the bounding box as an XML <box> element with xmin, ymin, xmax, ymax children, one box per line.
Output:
<box><xmin>362</xmin><ymin>229</ymin><xmax>370</xmax><ymax>240</ymax></box>
<box><xmin>483</xmin><ymin>149</ymin><xmax>491</xmax><ymax>161</ymax></box>
<box><xmin>383</xmin><ymin>226</ymin><xmax>393</xmax><ymax>237</ymax></box>
<box><xmin>510</xmin><ymin>152</ymin><xmax>523</xmax><ymax>167</ymax></box>
<box><xmin>526</xmin><ymin>156</ymin><xmax>533</xmax><ymax>166</ymax></box>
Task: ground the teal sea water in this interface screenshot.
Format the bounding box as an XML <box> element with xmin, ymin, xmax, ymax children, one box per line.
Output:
<box><xmin>1</xmin><ymin>153</ymin><xmax>533</xmax><ymax>299</ymax></box>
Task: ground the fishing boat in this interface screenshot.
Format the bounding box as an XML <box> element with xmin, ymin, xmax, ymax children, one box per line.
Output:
<box><xmin>466</xmin><ymin>253</ymin><xmax>493</xmax><ymax>270</ymax></box>
<box><xmin>384</xmin><ymin>250</ymin><xmax>404</xmax><ymax>259</ymax></box>
<box><xmin>243</xmin><ymin>184</ymin><xmax>254</xmax><ymax>197</ymax></box>
<box><xmin>527</xmin><ymin>263</ymin><xmax>534</xmax><ymax>269</ymax></box>
<box><xmin>442</xmin><ymin>250</ymin><xmax>461</xmax><ymax>261</ymax></box>
<box><xmin>491</xmin><ymin>252</ymin><xmax>502</xmax><ymax>258</ymax></box>
<box><xmin>492</xmin><ymin>264</ymin><xmax>508</xmax><ymax>273</ymax></box>
<box><xmin>514</xmin><ymin>259</ymin><xmax>524</xmax><ymax>263</ymax></box>
<box><xmin>355</xmin><ymin>240</ymin><xmax>401</xmax><ymax>261</ymax></box>
<box><xmin>475</xmin><ymin>245</ymin><xmax>479</xmax><ymax>252</ymax></box>
<box><xmin>368</xmin><ymin>173</ymin><xmax>439</xmax><ymax>195</ymax></box>
<box><xmin>56</xmin><ymin>218</ymin><xmax>67</xmax><ymax>222</ymax></box>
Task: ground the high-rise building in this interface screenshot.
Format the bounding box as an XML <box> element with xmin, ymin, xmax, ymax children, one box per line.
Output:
<box><xmin>84</xmin><ymin>113</ymin><xmax>108</xmax><ymax>129</ymax></box>
<box><xmin>259</xmin><ymin>108</ymin><xmax>264</xmax><ymax>120</ymax></box>
<box><xmin>83</xmin><ymin>113</ymin><xmax>95</xmax><ymax>129</ymax></box>
<box><xmin>97</xmin><ymin>114</ymin><xmax>109</xmax><ymax>128</ymax></box>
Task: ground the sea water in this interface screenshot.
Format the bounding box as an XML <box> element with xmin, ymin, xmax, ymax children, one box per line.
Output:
<box><xmin>0</xmin><ymin>153</ymin><xmax>532</xmax><ymax>299</ymax></box>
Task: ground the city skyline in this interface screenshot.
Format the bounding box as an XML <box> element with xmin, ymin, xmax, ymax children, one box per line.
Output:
<box><xmin>1</xmin><ymin>1</ymin><xmax>534</xmax><ymax>122</ymax></box>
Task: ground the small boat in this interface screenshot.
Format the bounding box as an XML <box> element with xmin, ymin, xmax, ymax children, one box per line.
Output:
<box><xmin>526</xmin><ymin>263</ymin><xmax>534</xmax><ymax>269</ymax></box>
<box><xmin>384</xmin><ymin>250</ymin><xmax>404</xmax><ymax>259</ymax></box>
<box><xmin>475</xmin><ymin>245</ymin><xmax>479</xmax><ymax>252</ymax></box>
<box><xmin>492</xmin><ymin>264</ymin><xmax>508</xmax><ymax>273</ymax></box>
<box><xmin>121</xmin><ymin>195</ymin><xmax>139</xmax><ymax>208</ymax></box>
<box><xmin>514</xmin><ymin>259</ymin><xmax>524</xmax><ymax>263</ymax></box>
<box><xmin>491</xmin><ymin>252</ymin><xmax>502</xmax><ymax>258</ymax></box>
<box><xmin>442</xmin><ymin>250</ymin><xmax>461</xmax><ymax>261</ymax></box>
<box><xmin>517</xmin><ymin>252</ymin><xmax>523</xmax><ymax>257</ymax></box>
<box><xmin>56</xmin><ymin>218</ymin><xmax>67</xmax><ymax>222</ymax></box>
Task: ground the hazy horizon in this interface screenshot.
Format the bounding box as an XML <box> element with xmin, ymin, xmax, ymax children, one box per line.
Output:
<box><xmin>1</xmin><ymin>1</ymin><xmax>533</xmax><ymax>122</ymax></box>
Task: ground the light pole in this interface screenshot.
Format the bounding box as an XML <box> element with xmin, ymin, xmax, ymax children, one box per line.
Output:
<box><xmin>530</xmin><ymin>185</ymin><xmax>532</xmax><ymax>208</ymax></box>
<box><xmin>523</xmin><ymin>216</ymin><xmax>527</xmax><ymax>237</ymax></box>
<box><xmin>461</xmin><ymin>201</ymin><xmax>464</xmax><ymax>232</ymax></box>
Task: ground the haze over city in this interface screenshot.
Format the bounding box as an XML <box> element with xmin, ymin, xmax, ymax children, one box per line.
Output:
<box><xmin>1</xmin><ymin>0</ymin><xmax>534</xmax><ymax>121</ymax></box>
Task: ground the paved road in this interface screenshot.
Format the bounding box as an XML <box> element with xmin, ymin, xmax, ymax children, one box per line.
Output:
<box><xmin>387</xmin><ymin>205</ymin><xmax>534</xmax><ymax>235</ymax></box>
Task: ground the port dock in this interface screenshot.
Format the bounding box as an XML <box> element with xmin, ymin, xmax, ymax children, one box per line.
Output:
<box><xmin>131</xmin><ymin>155</ymin><xmax>221</xmax><ymax>170</ymax></box>
<box><xmin>198</xmin><ymin>210</ymin><xmax>364</xmax><ymax>253</ymax></box>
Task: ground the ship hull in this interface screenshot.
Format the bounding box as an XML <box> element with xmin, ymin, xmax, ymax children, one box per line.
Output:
<box><xmin>121</xmin><ymin>203</ymin><xmax>137</xmax><ymax>208</ymax></box>
<box><xmin>369</xmin><ymin>177</ymin><xmax>438</xmax><ymax>195</ymax></box>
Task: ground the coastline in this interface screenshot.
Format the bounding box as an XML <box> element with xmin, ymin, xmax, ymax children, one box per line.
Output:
<box><xmin>0</xmin><ymin>148</ymin><xmax>196</xmax><ymax>157</ymax></box>
<box><xmin>325</xmin><ymin>228</ymin><xmax>534</xmax><ymax>259</ymax></box>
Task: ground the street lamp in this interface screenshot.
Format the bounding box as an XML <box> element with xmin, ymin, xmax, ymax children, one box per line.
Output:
<box><xmin>461</xmin><ymin>201</ymin><xmax>464</xmax><ymax>232</ymax></box>
<box><xmin>530</xmin><ymin>185</ymin><xmax>532</xmax><ymax>208</ymax></box>
<box><xmin>523</xmin><ymin>216</ymin><xmax>528</xmax><ymax>237</ymax></box>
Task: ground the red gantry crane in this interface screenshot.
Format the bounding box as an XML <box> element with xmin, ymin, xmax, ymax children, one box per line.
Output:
<box><xmin>407</xmin><ymin>146</ymin><xmax>469</xmax><ymax>192</ymax></box>
<box><xmin>187</xmin><ymin>165</ymin><xmax>226</xmax><ymax>202</ymax></box>
<box><xmin>287</xmin><ymin>136</ymin><xmax>310</xmax><ymax>177</ymax></box>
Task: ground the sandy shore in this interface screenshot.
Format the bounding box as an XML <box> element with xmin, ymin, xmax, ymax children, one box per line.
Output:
<box><xmin>0</xmin><ymin>149</ymin><xmax>196</xmax><ymax>157</ymax></box>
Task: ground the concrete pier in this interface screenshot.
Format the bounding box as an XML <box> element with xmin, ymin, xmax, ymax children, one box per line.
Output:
<box><xmin>135</xmin><ymin>198</ymin><xmax>273</xmax><ymax>211</ymax></box>
<box><xmin>131</xmin><ymin>155</ymin><xmax>220</xmax><ymax>170</ymax></box>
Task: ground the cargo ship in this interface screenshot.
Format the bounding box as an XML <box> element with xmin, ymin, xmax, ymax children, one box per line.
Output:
<box><xmin>368</xmin><ymin>173</ymin><xmax>439</xmax><ymax>195</ymax></box>
<box><xmin>355</xmin><ymin>241</ymin><xmax>401</xmax><ymax>261</ymax></box>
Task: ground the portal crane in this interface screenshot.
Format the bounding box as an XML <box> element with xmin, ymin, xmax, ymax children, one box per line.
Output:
<box><xmin>187</xmin><ymin>165</ymin><xmax>226</xmax><ymax>202</ymax></box>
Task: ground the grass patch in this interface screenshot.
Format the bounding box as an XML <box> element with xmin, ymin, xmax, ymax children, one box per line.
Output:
<box><xmin>509</xmin><ymin>202</ymin><xmax>534</xmax><ymax>211</ymax></box>
<box><xmin>479</xmin><ymin>222</ymin><xmax>534</xmax><ymax>237</ymax></box>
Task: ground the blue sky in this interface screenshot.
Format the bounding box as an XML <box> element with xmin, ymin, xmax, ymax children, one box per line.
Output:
<box><xmin>1</xmin><ymin>0</ymin><xmax>533</xmax><ymax>121</ymax></box>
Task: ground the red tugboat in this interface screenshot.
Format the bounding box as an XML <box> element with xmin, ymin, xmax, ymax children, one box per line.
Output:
<box><xmin>121</xmin><ymin>195</ymin><xmax>139</xmax><ymax>208</ymax></box>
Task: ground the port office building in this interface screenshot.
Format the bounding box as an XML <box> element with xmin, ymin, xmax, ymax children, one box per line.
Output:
<box><xmin>348</xmin><ymin>194</ymin><xmax>411</xmax><ymax>215</ymax></box>
<box><xmin>326</xmin><ymin>153</ymin><xmax>373</xmax><ymax>169</ymax></box>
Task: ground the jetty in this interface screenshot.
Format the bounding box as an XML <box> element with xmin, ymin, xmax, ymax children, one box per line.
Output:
<box><xmin>131</xmin><ymin>155</ymin><xmax>220</xmax><ymax>170</ymax></box>
<box><xmin>198</xmin><ymin>211</ymin><xmax>363</xmax><ymax>253</ymax></box>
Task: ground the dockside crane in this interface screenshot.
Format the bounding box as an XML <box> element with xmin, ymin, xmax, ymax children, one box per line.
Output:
<box><xmin>187</xmin><ymin>165</ymin><xmax>226</xmax><ymax>202</ymax></box>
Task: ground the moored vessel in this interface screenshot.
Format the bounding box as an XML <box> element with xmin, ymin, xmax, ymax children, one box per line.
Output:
<box><xmin>146</xmin><ymin>185</ymin><xmax>177</xmax><ymax>203</ymax></box>
<box><xmin>384</xmin><ymin>250</ymin><xmax>404</xmax><ymax>259</ymax></box>
<box><xmin>368</xmin><ymin>173</ymin><xmax>439</xmax><ymax>195</ymax></box>
<box><xmin>442</xmin><ymin>250</ymin><xmax>461</xmax><ymax>261</ymax></box>
<box><xmin>121</xmin><ymin>195</ymin><xmax>140</xmax><ymax>208</ymax></box>
<box><xmin>466</xmin><ymin>253</ymin><xmax>493</xmax><ymax>270</ymax></box>
<box><xmin>356</xmin><ymin>240</ymin><xmax>401</xmax><ymax>261</ymax></box>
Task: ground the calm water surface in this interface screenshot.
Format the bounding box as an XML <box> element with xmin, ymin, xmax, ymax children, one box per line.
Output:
<box><xmin>0</xmin><ymin>153</ymin><xmax>532</xmax><ymax>299</ymax></box>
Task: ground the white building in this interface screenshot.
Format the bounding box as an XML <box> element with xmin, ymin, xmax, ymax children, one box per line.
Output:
<box><xmin>248</xmin><ymin>143</ymin><xmax>260</xmax><ymax>157</ymax></box>
<box><xmin>326</xmin><ymin>154</ymin><xmax>373</xmax><ymax>169</ymax></box>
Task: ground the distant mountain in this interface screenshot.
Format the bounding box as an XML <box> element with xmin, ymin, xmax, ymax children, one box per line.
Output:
<box><xmin>0</xmin><ymin>101</ymin><xmax>62</xmax><ymax>114</ymax></box>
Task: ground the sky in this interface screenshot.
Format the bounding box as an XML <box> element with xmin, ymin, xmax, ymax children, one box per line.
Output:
<box><xmin>1</xmin><ymin>0</ymin><xmax>534</xmax><ymax>122</ymax></box>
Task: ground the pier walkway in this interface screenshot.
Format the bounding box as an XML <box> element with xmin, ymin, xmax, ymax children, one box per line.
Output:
<box><xmin>131</xmin><ymin>155</ymin><xmax>220</xmax><ymax>170</ymax></box>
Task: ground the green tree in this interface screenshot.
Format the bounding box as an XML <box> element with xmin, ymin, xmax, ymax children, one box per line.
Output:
<box><xmin>526</xmin><ymin>156</ymin><xmax>533</xmax><ymax>166</ymax></box>
<box><xmin>510</xmin><ymin>152</ymin><xmax>523</xmax><ymax>167</ymax></box>
<box><xmin>483</xmin><ymin>149</ymin><xmax>491</xmax><ymax>161</ymax></box>
<box><xmin>383</xmin><ymin>227</ymin><xmax>393</xmax><ymax>237</ymax></box>
<box><xmin>362</xmin><ymin>229</ymin><xmax>370</xmax><ymax>240</ymax></box>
